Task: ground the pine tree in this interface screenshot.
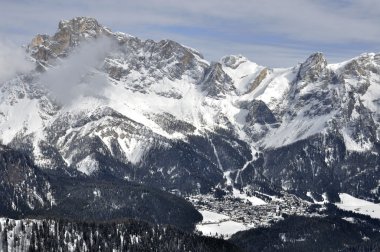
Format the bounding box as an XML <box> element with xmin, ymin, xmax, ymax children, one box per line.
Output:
<box><xmin>2</xmin><ymin>228</ymin><xmax>8</xmax><ymax>252</ymax></box>
<box><xmin>29</xmin><ymin>228</ymin><xmax>36</xmax><ymax>252</ymax></box>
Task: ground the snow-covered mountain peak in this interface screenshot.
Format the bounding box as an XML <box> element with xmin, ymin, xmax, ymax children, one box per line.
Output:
<box><xmin>220</xmin><ymin>55</ymin><xmax>264</xmax><ymax>95</ymax></box>
<box><xmin>57</xmin><ymin>17</ymin><xmax>109</xmax><ymax>35</ymax></box>
<box><xmin>327</xmin><ymin>53</ymin><xmax>379</xmax><ymax>78</ymax></box>
<box><xmin>297</xmin><ymin>52</ymin><xmax>327</xmax><ymax>82</ymax></box>
<box><xmin>221</xmin><ymin>55</ymin><xmax>251</xmax><ymax>69</ymax></box>
<box><xmin>28</xmin><ymin>17</ymin><xmax>112</xmax><ymax>62</ymax></box>
<box><xmin>303</xmin><ymin>52</ymin><xmax>327</xmax><ymax>65</ymax></box>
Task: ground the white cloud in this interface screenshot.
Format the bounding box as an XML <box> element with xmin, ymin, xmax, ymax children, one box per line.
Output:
<box><xmin>0</xmin><ymin>40</ymin><xmax>34</xmax><ymax>83</ymax></box>
<box><xmin>0</xmin><ymin>0</ymin><xmax>379</xmax><ymax>66</ymax></box>
<box><xmin>40</xmin><ymin>36</ymin><xmax>116</xmax><ymax>105</ymax></box>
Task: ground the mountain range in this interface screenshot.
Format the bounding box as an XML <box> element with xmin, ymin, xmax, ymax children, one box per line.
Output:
<box><xmin>1</xmin><ymin>17</ymin><xmax>380</xmax><ymax>251</ymax></box>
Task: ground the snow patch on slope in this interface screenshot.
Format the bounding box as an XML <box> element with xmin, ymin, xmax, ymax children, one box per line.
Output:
<box><xmin>196</xmin><ymin>210</ymin><xmax>254</xmax><ymax>239</ymax></box>
<box><xmin>336</xmin><ymin>193</ymin><xmax>380</xmax><ymax>219</ymax></box>
<box><xmin>232</xmin><ymin>188</ymin><xmax>267</xmax><ymax>205</ymax></box>
<box><xmin>76</xmin><ymin>155</ymin><xmax>99</xmax><ymax>175</ymax></box>
<box><xmin>248</xmin><ymin>68</ymin><xmax>295</xmax><ymax>110</ymax></box>
<box><xmin>222</xmin><ymin>55</ymin><xmax>264</xmax><ymax>94</ymax></box>
<box><xmin>263</xmin><ymin>112</ymin><xmax>334</xmax><ymax>148</ymax></box>
<box><xmin>118</xmin><ymin>138</ymin><xmax>148</xmax><ymax>164</ymax></box>
<box><xmin>0</xmin><ymin>97</ymin><xmax>44</xmax><ymax>144</ymax></box>
<box><xmin>342</xmin><ymin>128</ymin><xmax>373</xmax><ymax>152</ymax></box>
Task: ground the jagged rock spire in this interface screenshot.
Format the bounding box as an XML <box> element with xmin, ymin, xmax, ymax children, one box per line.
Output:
<box><xmin>28</xmin><ymin>17</ymin><xmax>112</xmax><ymax>61</ymax></box>
<box><xmin>297</xmin><ymin>52</ymin><xmax>327</xmax><ymax>82</ymax></box>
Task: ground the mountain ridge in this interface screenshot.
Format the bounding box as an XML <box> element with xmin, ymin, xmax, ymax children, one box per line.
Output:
<box><xmin>1</xmin><ymin>17</ymin><xmax>380</xmax><ymax>203</ymax></box>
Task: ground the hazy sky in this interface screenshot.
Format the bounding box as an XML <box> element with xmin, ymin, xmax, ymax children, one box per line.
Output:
<box><xmin>1</xmin><ymin>0</ymin><xmax>379</xmax><ymax>67</ymax></box>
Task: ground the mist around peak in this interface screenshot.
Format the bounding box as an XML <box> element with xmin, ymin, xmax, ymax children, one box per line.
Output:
<box><xmin>0</xmin><ymin>40</ymin><xmax>34</xmax><ymax>84</ymax></box>
<box><xmin>39</xmin><ymin>36</ymin><xmax>117</xmax><ymax>105</ymax></box>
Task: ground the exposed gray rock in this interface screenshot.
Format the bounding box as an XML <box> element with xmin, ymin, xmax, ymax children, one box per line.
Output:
<box><xmin>297</xmin><ymin>52</ymin><xmax>327</xmax><ymax>82</ymax></box>
<box><xmin>202</xmin><ymin>62</ymin><xmax>235</xmax><ymax>97</ymax></box>
<box><xmin>245</xmin><ymin>100</ymin><xmax>277</xmax><ymax>125</ymax></box>
<box><xmin>28</xmin><ymin>17</ymin><xmax>112</xmax><ymax>62</ymax></box>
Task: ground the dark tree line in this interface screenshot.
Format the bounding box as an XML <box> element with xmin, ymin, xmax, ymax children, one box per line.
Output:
<box><xmin>230</xmin><ymin>214</ymin><xmax>380</xmax><ymax>252</ymax></box>
<box><xmin>0</xmin><ymin>218</ymin><xmax>239</xmax><ymax>252</ymax></box>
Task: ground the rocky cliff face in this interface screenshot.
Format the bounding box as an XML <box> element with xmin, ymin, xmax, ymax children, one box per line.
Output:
<box><xmin>28</xmin><ymin>17</ymin><xmax>112</xmax><ymax>62</ymax></box>
<box><xmin>2</xmin><ymin>17</ymin><xmax>380</xmax><ymax>203</ymax></box>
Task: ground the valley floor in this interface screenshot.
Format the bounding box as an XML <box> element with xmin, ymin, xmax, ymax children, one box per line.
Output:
<box><xmin>188</xmin><ymin>190</ymin><xmax>313</xmax><ymax>239</ymax></box>
<box><xmin>190</xmin><ymin>190</ymin><xmax>380</xmax><ymax>240</ymax></box>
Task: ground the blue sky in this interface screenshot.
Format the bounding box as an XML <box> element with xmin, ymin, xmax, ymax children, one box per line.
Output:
<box><xmin>1</xmin><ymin>0</ymin><xmax>379</xmax><ymax>67</ymax></box>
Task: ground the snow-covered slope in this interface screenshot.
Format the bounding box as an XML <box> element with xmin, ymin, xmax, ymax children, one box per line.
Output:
<box><xmin>336</xmin><ymin>193</ymin><xmax>380</xmax><ymax>219</ymax></box>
